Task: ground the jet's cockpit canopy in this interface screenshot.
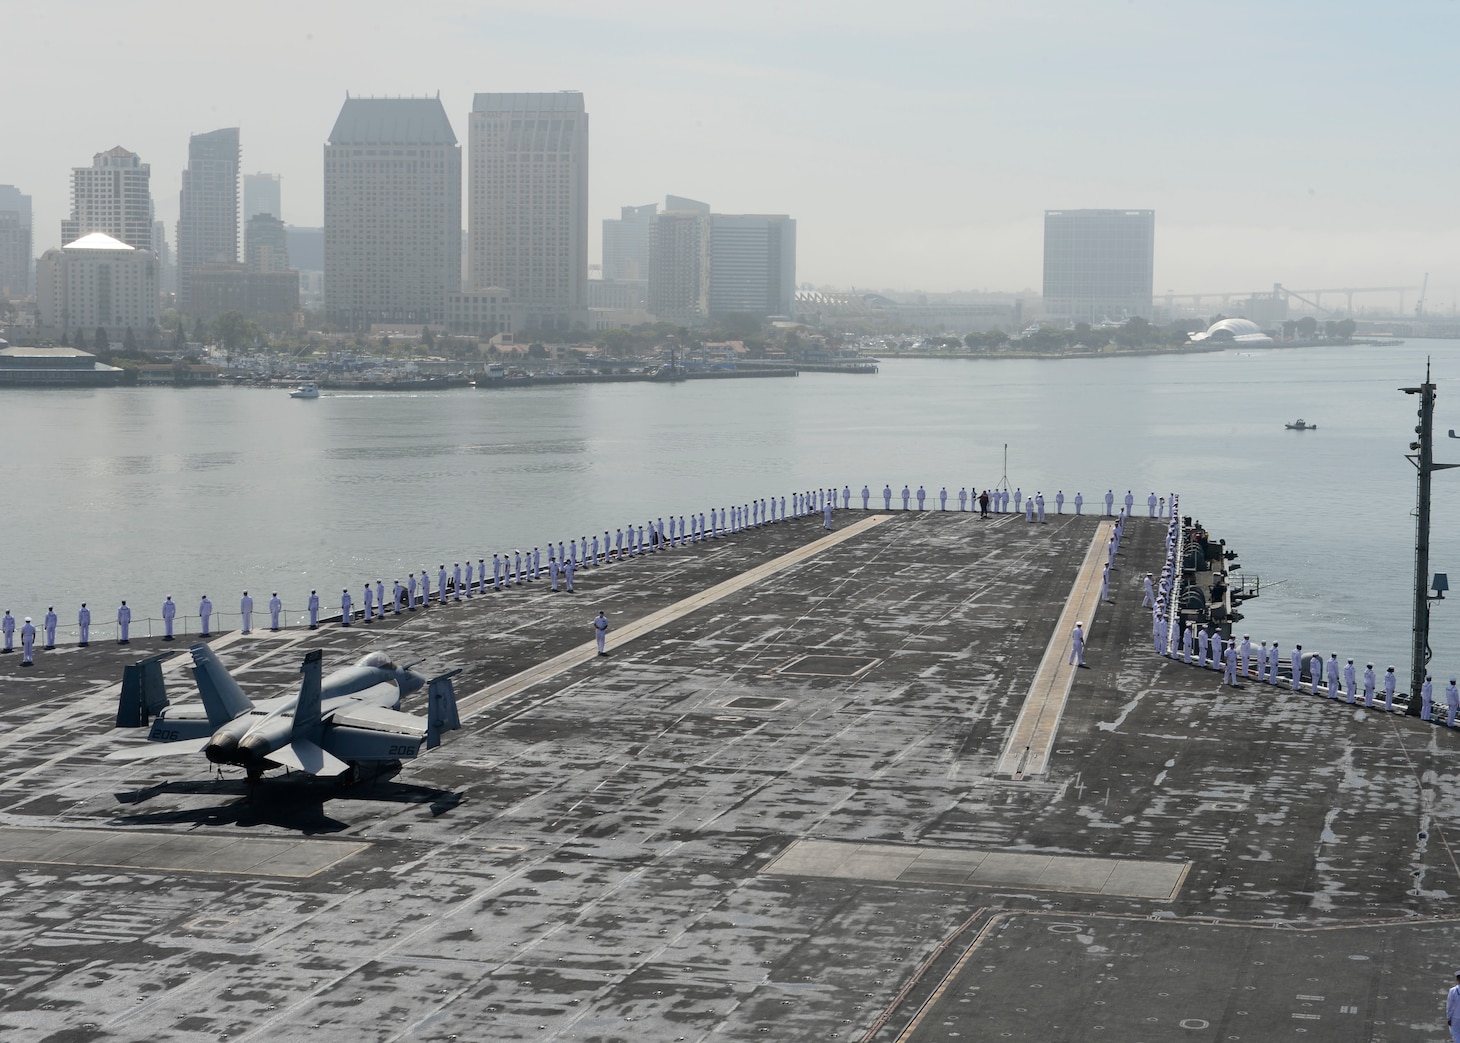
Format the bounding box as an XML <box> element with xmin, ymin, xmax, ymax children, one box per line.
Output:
<box><xmin>357</xmin><ymin>651</ymin><xmax>396</xmax><ymax>670</ymax></box>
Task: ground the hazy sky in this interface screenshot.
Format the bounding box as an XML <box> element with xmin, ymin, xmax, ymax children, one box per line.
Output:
<box><xmin>8</xmin><ymin>1</ymin><xmax>1458</xmax><ymax>303</ymax></box>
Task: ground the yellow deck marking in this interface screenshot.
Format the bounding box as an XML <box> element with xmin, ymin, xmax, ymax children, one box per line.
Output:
<box><xmin>455</xmin><ymin>514</ymin><xmax>891</xmax><ymax>720</ymax></box>
<box><xmin>994</xmin><ymin>521</ymin><xmax>1115</xmax><ymax>777</ymax></box>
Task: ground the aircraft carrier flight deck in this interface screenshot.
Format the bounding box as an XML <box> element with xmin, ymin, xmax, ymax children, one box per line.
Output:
<box><xmin>2</xmin><ymin>508</ymin><xmax>1459</xmax><ymax>1042</ymax></box>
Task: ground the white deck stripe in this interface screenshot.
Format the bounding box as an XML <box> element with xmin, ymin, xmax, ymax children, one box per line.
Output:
<box><xmin>455</xmin><ymin>514</ymin><xmax>891</xmax><ymax>720</ymax></box>
<box><xmin>994</xmin><ymin>521</ymin><xmax>1115</xmax><ymax>777</ymax></box>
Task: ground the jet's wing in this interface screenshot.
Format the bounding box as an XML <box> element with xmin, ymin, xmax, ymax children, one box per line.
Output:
<box><xmin>106</xmin><ymin>737</ymin><xmax>210</xmax><ymax>762</ymax></box>
<box><xmin>267</xmin><ymin>739</ymin><xmax>351</xmax><ymax>777</ymax></box>
<box><xmin>327</xmin><ymin>704</ymin><xmax>427</xmax><ymax>735</ymax></box>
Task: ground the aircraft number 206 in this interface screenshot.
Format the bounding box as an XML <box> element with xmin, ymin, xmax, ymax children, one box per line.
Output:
<box><xmin>388</xmin><ymin>745</ymin><xmax>418</xmax><ymax>757</ymax></box>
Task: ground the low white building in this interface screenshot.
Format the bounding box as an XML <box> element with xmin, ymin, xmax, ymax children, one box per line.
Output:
<box><xmin>36</xmin><ymin>232</ymin><xmax>158</xmax><ymax>341</ymax></box>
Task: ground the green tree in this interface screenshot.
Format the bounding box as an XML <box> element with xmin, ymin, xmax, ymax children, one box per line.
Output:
<box><xmin>1336</xmin><ymin>318</ymin><xmax>1357</xmax><ymax>341</ymax></box>
<box><xmin>526</xmin><ymin>342</ymin><xmax>549</xmax><ymax>360</ymax></box>
<box><xmin>59</xmin><ymin>329</ymin><xmax>69</xmax><ymax>347</ymax></box>
<box><xmin>173</xmin><ymin>323</ymin><xmax>187</xmax><ymax>351</ymax></box>
<box><xmin>93</xmin><ymin>326</ymin><xmax>109</xmax><ymax>352</ymax></box>
<box><xmin>1296</xmin><ymin>316</ymin><xmax>1318</xmax><ymax>338</ymax></box>
<box><xmin>123</xmin><ymin>327</ymin><xmax>138</xmax><ymax>354</ymax></box>
<box><xmin>213</xmin><ymin>311</ymin><xmax>254</xmax><ymax>352</ymax></box>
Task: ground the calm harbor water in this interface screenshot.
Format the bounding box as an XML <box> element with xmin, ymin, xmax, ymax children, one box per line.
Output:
<box><xmin>2</xmin><ymin>342</ymin><xmax>1458</xmax><ymax>683</ymax></box>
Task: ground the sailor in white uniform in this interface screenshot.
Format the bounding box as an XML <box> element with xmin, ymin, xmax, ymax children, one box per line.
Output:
<box><xmin>595</xmin><ymin>611</ymin><xmax>609</xmax><ymax>655</ymax></box>
<box><xmin>1036</xmin><ymin>492</ymin><xmax>1046</xmax><ymax>522</ymax></box>
<box><xmin>44</xmin><ymin>607</ymin><xmax>57</xmax><ymax>649</ymax></box>
<box><xmin>1025</xmin><ymin>496</ymin><xmax>1035</xmax><ymax>523</ymax></box>
<box><xmin>341</xmin><ymin>589</ymin><xmax>352</xmax><ymax>626</ymax></box>
<box><xmin>1384</xmin><ymin>667</ymin><xmax>1398</xmax><ymax>711</ymax></box>
<box><xmin>464</xmin><ymin>559</ymin><xmax>475</xmax><ymax>596</ymax></box>
<box><xmin>1124</xmin><ymin>490</ymin><xmax>1134</xmax><ymax>515</ymax></box>
<box><xmin>1343</xmin><ymin>659</ymin><xmax>1357</xmax><ymax>703</ymax></box>
<box><xmin>453</xmin><ymin>563</ymin><xmax>462</xmax><ymax>600</ymax></box>
<box><xmin>1257</xmin><ymin>640</ymin><xmax>1269</xmax><ymax>682</ymax></box>
<box><xmin>240</xmin><ymin>591</ymin><xmax>253</xmax><ymax>634</ymax></box>
<box><xmin>5</xmin><ymin>611</ymin><xmax>18</xmax><ymax>653</ymax></box>
<box><xmin>1291</xmin><ymin>644</ymin><xmax>1303</xmax><ymax>691</ymax></box>
<box><xmin>1104</xmin><ymin>489</ymin><xmax>1115</xmax><ymax>516</ymax></box>
<box><xmin>1074</xmin><ymin>492</ymin><xmax>1083</xmax><ymax>515</ymax></box>
<box><xmin>1325</xmin><ymin>654</ymin><xmax>1341</xmax><ymax>699</ymax></box>
<box><xmin>1069</xmin><ymin>622</ymin><xmax>1086</xmax><ymax>667</ymax></box>
<box><xmin>393</xmin><ymin>580</ymin><xmax>404</xmax><ymax>613</ymax></box>
<box><xmin>162</xmin><ymin>597</ymin><xmax>177</xmax><ymax>640</ymax></box>
<box><xmin>823</xmin><ymin>499</ymin><xmax>833</xmax><ymax>530</ymax></box>
<box><xmin>883</xmin><ymin>485</ymin><xmax>893</xmax><ymax>510</ymax></box>
<box><xmin>1142</xmin><ymin>573</ymin><xmax>1155</xmax><ymax>608</ymax></box>
<box><xmin>363</xmin><ymin>584</ymin><xmax>374</xmax><ymax>623</ymax></box>
<box><xmin>1239</xmin><ymin>635</ymin><xmax>1252</xmax><ymax>677</ymax></box>
<box><xmin>1148</xmin><ymin>492</ymin><xmax>1158</xmax><ymax>517</ymax></box>
<box><xmin>19</xmin><ymin>617</ymin><xmax>34</xmax><ymax>667</ymax></box>
<box><xmin>78</xmin><ymin>603</ymin><xmax>91</xmax><ymax>646</ymax></box>
<box><xmin>199</xmin><ymin>595</ymin><xmax>213</xmax><ymax>636</ymax></box>
<box><xmin>306</xmin><ymin>591</ymin><xmax>318</xmax><ymax>629</ymax></box>
<box><xmin>438</xmin><ymin>565</ymin><xmax>449</xmax><ymax>601</ymax></box>
<box><xmin>1309</xmin><ymin>653</ymin><xmax>1324</xmax><ymax>695</ymax></box>
<box><xmin>1182</xmin><ymin>623</ymin><xmax>1194</xmax><ymax>664</ymax></box>
<box><xmin>1223</xmin><ymin>640</ymin><xmax>1239</xmax><ymax>686</ymax></box>
<box><xmin>901</xmin><ymin>485</ymin><xmax>911</xmax><ymax>510</ymax></box>
<box><xmin>1056</xmin><ymin>490</ymin><xmax>1065</xmax><ymax>514</ymax></box>
<box><xmin>1422</xmin><ymin>675</ymin><xmax>1435</xmax><ymax>720</ymax></box>
<box><xmin>409</xmin><ymin>572</ymin><xmax>420</xmax><ymax>606</ymax></box>
<box><xmin>1444</xmin><ymin>679</ymin><xmax>1459</xmax><ymax>726</ymax></box>
<box><xmin>1446</xmin><ymin>970</ymin><xmax>1460</xmax><ymax>1042</ymax></box>
<box><xmin>1363</xmin><ymin>663</ymin><xmax>1377</xmax><ymax>707</ymax></box>
<box><xmin>269</xmin><ymin>593</ymin><xmax>282</xmax><ymax>631</ymax></box>
<box><xmin>914</xmin><ymin>485</ymin><xmax>925</xmax><ymax>510</ymax></box>
<box><xmin>1013</xmin><ymin>488</ymin><xmax>1022</xmax><ymax>514</ymax></box>
<box><xmin>117</xmin><ymin>601</ymin><xmax>131</xmax><ymax>644</ymax></box>
<box><xmin>1100</xmin><ymin>563</ymin><xmax>1110</xmax><ymax>602</ymax></box>
<box><xmin>564</xmin><ymin>557</ymin><xmax>576</xmax><ymax>593</ymax></box>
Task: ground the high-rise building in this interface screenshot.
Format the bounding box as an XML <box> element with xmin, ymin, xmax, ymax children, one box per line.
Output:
<box><xmin>61</xmin><ymin>147</ymin><xmax>152</xmax><ymax>252</ymax></box>
<box><xmin>178</xmin><ymin>128</ymin><xmax>240</xmax><ymax>314</ymax></box>
<box><xmin>246</xmin><ymin>214</ymin><xmax>290</xmax><ymax>273</ymax></box>
<box><xmin>707</xmin><ymin>214</ymin><xmax>796</xmax><ymax>320</ymax></box>
<box><xmin>646</xmin><ymin>207</ymin><xmax>710</xmax><ymax>324</ymax></box>
<box><xmin>468</xmin><ymin>92</ymin><xmax>588</xmax><ymax>331</ymax></box>
<box><xmin>36</xmin><ymin>232</ymin><xmax>158</xmax><ymax>341</ymax></box>
<box><xmin>151</xmin><ymin>218</ymin><xmax>175</xmax><ymax>295</ymax></box>
<box><xmin>324</xmin><ymin>95</ymin><xmax>461</xmax><ymax>328</ymax></box>
<box><xmin>602</xmin><ymin>203</ymin><xmax>656</xmax><ymax>282</ymax></box>
<box><xmin>1042</xmin><ymin>209</ymin><xmax>1154</xmax><ymax>322</ymax></box>
<box><xmin>243</xmin><ymin>173</ymin><xmax>282</xmax><ymax>224</ymax></box>
<box><xmin>0</xmin><ymin>185</ymin><xmax>32</xmax><ymax>299</ymax></box>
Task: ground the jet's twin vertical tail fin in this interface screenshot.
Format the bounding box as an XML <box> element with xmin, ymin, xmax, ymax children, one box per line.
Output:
<box><xmin>190</xmin><ymin>644</ymin><xmax>254</xmax><ymax>725</ymax></box>
<box><xmin>293</xmin><ymin>649</ymin><xmax>324</xmax><ymax>735</ymax></box>
<box><xmin>427</xmin><ymin>670</ymin><xmax>462</xmax><ymax>749</ymax></box>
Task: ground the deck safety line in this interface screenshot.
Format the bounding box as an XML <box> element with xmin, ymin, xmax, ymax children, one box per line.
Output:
<box><xmin>454</xmin><ymin>514</ymin><xmax>891</xmax><ymax>721</ymax></box>
<box><xmin>994</xmin><ymin>520</ymin><xmax>1115</xmax><ymax>778</ymax></box>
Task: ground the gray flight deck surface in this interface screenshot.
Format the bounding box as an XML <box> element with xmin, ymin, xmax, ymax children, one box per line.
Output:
<box><xmin>2</xmin><ymin>511</ymin><xmax>1460</xmax><ymax>1042</ymax></box>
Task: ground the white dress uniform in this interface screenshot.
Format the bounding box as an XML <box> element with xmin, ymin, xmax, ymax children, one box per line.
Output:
<box><xmin>1142</xmin><ymin>574</ymin><xmax>1155</xmax><ymax>608</ymax></box>
<box><xmin>1239</xmin><ymin>635</ymin><xmax>1251</xmax><ymax>676</ymax></box>
<box><xmin>439</xmin><ymin>566</ymin><xmax>448</xmax><ymax>600</ymax></box>
<box><xmin>1056</xmin><ymin>491</ymin><xmax>1065</xmax><ymax>514</ymax></box>
<box><xmin>916</xmin><ymin>486</ymin><xmax>926</xmax><ymax>510</ymax></box>
<box><xmin>959</xmin><ymin>488</ymin><xmax>968</xmax><ymax>511</ymax></box>
<box><xmin>1105</xmin><ymin>490</ymin><xmax>1115</xmax><ymax>516</ymax></box>
<box><xmin>363</xmin><ymin>584</ymin><xmax>374</xmax><ymax>622</ymax></box>
<box><xmin>163</xmin><ymin>597</ymin><xmax>177</xmax><ymax>640</ymax></box>
<box><xmin>269</xmin><ymin>594</ymin><xmax>282</xmax><ymax>630</ymax></box>
<box><xmin>902</xmin><ymin>486</ymin><xmax>911</xmax><ymax>510</ymax></box>
<box><xmin>1384</xmin><ymin>668</ymin><xmax>1398</xmax><ymax>711</ymax></box>
<box><xmin>1148</xmin><ymin>492</ymin><xmax>1158</xmax><ymax>517</ymax></box>
<box><xmin>564</xmin><ymin>558</ymin><xmax>575</xmax><ymax>593</ymax></box>
<box><xmin>1291</xmin><ymin>646</ymin><xmax>1303</xmax><ymax>691</ymax></box>
<box><xmin>883</xmin><ymin>485</ymin><xmax>893</xmax><ymax>510</ymax></box>
<box><xmin>464</xmin><ymin>560</ymin><xmax>474</xmax><ymax>596</ymax></box>
<box><xmin>1343</xmin><ymin>660</ymin><xmax>1357</xmax><ymax>703</ymax></box>
<box><xmin>240</xmin><ymin>592</ymin><xmax>253</xmax><ymax>634</ymax></box>
<box><xmin>1026</xmin><ymin>497</ymin><xmax>1035</xmax><ymax>523</ymax></box>
<box><xmin>1182</xmin><ymin>624</ymin><xmax>1193</xmax><ymax>664</ymax></box>
<box><xmin>1069</xmin><ymin>622</ymin><xmax>1086</xmax><ymax>667</ymax></box>
<box><xmin>341</xmin><ymin>589</ymin><xmax>352</xmax><ymax>626</ymax></box>
<box><xmin>19</xmin><ymin>617</ymin><xmax>34</xmax><ymax>666</ymax></box>
<box><xmin>1013</xmin><ymin>488</ymin><xmax>1022</xmax><ymax>514</ymax></box>
<box><xmin>199</xmin><ymin>596</ymin><xmax>213</xmax><ymax>636</ymax></box>
<box><xmin>843</xmin><ymin>486</ymin><xmax>852</xmax><ymax>509</ymax></box>
<box><xmin>1036</xmin><ymin>493</ymin><xmax>1045</xmax><ymax>523</ymax></box>
<box><xmin>1447</xmin><ymin>978</ymin><xmax>1460</xmax><ymax>1043</ymax></box>
<box><xmin>939</xmin><ymin>487</ymin><xmax>947</xmax><ymax>510</ymax></box>
<box><xmin>1448</xmin><ymin>681</ymin><xmax>1460</xmax><ymax>727</ymax></box>
<box><xmin>453</xmin><ymin>564</ymin><xmax>462</xmax><ymax>600</ymax></box>
<box><xmin>78</xmin><ymin>604</ymin><xmax>91</xmax><ymax>645</ymax></box>
<box><xmin>1223</xmin><ymin>643</ymin><xmax>1238</xmax><ymax>686</ymax></box>
<box><xmin>117</xmin><ymin>601</ymin><xmax>131</xmax><ymax>643</ymax></box>
<box><xmin>1422</xmin><ymin>676</ymin><xmax>1435</xmax><ymax>720</ymax></box>
<box><xmin>823</xmin><ymin>500</ymin><xmax>833</xmax><ymax>529</ymax></box>
<box><xmin>306</xmin><ymin>591</ymin><xmax>317</xmax><ymax>628</ymax></box>
<box><xmin>862</xmin><ymin>486</ymin><xmax>871</xmax><ymax>509</ymax></box>
<box><xmin>1074</xmin><ymin>493</ymin><xmax>1083</xmax><ymax>515</ymax></box>
<box><xmin>2</xmin><ymin>612</ymin><xmax>15</xmax><ymax>652</ymax></box>
<box><xmin>1363</xmin><ymin>665</ymin><xmax>1376</xmax><ymax>707</ymax></box>
<box><xmin>1124</xmin><ymin>491</ymin><xmax>1134</xmax><ymax>514</ymax></box>
<box><xmin>1325</xmin><ymin>655</ymin><xmax>1340</xmax><ymax>699</ymax></box>
<box><xmin>595</xmin><ymin>611</ymin><xmax>609</xmax><ymax>655</ymax></box>
<box><xmin>44</xmin><ymin>608</ymin><xmax>57</xmax><ymax>649</ymax></box>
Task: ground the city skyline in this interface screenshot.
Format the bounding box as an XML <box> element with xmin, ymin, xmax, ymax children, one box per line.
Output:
<box><xmin>4</xmin><ymin>2</ymin><xmax>1458</xmax><ymax>302</ymax></box>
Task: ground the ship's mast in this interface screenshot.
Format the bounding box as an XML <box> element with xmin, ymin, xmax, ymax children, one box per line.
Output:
<box><xmin>1401</xmin><ymin>359</ymin><xmax>1455</xmax><ymax>711</ymax></box>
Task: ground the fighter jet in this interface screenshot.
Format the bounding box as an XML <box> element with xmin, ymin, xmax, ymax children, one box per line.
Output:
<box><xmin>108</xmin><ymin>644</ymin><xmax>460</xmax><ymax>782</ymax></box>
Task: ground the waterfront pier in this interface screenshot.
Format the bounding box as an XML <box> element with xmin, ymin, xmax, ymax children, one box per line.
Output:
<box><xmin>2</xmin><ymin>509</ymin><xmax>1459</xmax><ymax>1040</ymax></box>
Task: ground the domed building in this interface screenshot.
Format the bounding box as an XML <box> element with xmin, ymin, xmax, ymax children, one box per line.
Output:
<box><xmin>1188</xmin><ymin>317</ymin><xmax>1274</xmax><ymax>345</ymax></box>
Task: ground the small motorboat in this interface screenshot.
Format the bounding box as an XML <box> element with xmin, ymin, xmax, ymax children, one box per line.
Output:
<box><xmin>289</xmin><ymin>383</ymin><xmax>320</xmax><ymax>399</ymax></box>
<box><xmin>1285</xmin><ymin>418</ymin><xmax>1316</xmax><ymax>431</ymax></box>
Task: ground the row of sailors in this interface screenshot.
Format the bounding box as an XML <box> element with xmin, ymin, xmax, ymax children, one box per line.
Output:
<box><xmin>854</xmin><ymin>485</ymin><xmax>1173</xmax><ymax>519</ymax></box>
<box><xmin>0</xmin><ymin>489</ymin><xmax>847</xmax><ymax>662</ymax></box>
